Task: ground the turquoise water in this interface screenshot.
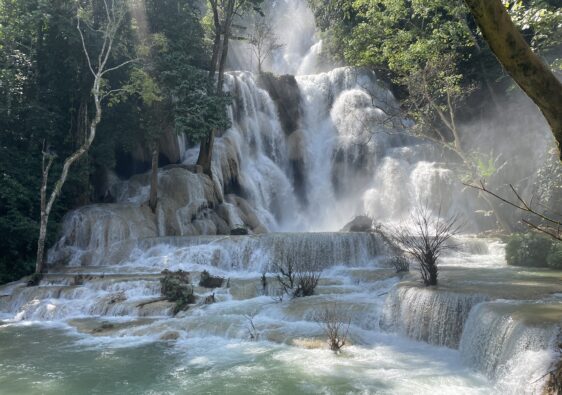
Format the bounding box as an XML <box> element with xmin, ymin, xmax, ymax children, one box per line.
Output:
<box><xmin>0</xmin><ymin>323</ymin><xmax>492</xmax><ymax>395</ymax></box>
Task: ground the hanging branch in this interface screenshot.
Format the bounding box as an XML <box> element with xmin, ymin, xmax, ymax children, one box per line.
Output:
<box><xmin>464</xmin><ymin>181</ymin><xmax>561</xmax><ymax>241</ymax></box>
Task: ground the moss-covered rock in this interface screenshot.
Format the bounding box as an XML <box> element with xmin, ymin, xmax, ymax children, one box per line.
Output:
<box><xmin>160</xmin><ymin>270</ymin><xmax>196</xmax><ymax>314</ymax></box>
<box><xmin>199</xmin><ymin>270</ymin><xmax>224</xmax><ymax>288</ymax></box>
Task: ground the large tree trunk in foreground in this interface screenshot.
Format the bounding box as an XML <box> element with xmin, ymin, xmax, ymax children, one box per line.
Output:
<box><xmin>464</xmin><ymin>0</ymin><xmax>562</xmax><ymax>160</ymax></box>
<box><xmin>149</xmin><ymin>145</ymin><xmax>158</xmax><ymax>213</ymax></box>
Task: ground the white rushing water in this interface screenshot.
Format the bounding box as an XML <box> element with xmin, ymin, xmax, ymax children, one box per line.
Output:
<box><xmin>0</xmin><ymin>1</ymin><xmax>560</xmax><ymax>394</ymax></box>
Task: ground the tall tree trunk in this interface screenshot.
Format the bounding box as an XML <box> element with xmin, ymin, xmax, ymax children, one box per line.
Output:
<box><xmin>464</xmin><ymin>0</ymin><xmax>562</xmax><ymax>159</ymax></box>
<box><xmin>149</xmin><ymin>144</ymin><xmax>158</xmax><ymax>213</ymax></box>
<box><xmin>216</xmin><ymin>0</ymin><xmax>234</xmax><ymax>95</ymax></box>
<box><xmin>197</xmin><ymin>0</ymin><xmax>235</xmax><ymax>177</ymax></box>
<box><xmin>197</xmin><ymin>0</ymin><xmax>223</xmax><ymax>176</ymax></box>
<box><xmin>35</xmin><ymin>153</ymin><xmax>55</xmax><ymax>274</ymax></box>
<box><xmin>35</xmin><ymin>2</ymin><xmax>128</xmax><ymax>274</ymax></box>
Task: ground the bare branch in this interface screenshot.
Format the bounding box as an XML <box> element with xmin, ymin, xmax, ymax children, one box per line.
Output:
<box><xmin>77</xmin><ymin>15</ymin><xmax>96</xmax><ymax>76</ymax></box>
<box><xmin>464</xmin><ymin>182</ymin><xmax>561</xmax><ymax>241</ymax></box>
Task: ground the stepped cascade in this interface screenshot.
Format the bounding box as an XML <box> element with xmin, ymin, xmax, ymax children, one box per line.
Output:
<box><xmin>0</xmin><ymin>0</ymin><xmax>560</xmax><ymax>394</ymax></box>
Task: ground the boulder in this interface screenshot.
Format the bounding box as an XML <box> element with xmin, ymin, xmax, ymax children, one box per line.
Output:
<box><xmin>199</xmin><ymin>271</ymin><xmax>224</xmax><ymax>289</ymax></box>
<box><xmin>257</xmin><ymin>72</ymin><xmax>302</xmax><ymax>135</ymax></box>
<box><xmin>160</xmin><ymin>331</ymin><xmax>180</xmax><ymax>341</ymax></box>
<box><xmin>341</xmin><ymin>216</ymin><xmax>373</xmax><ymax>232</ymax></box>
<box><xmin>230</xmin><ymin>227</ymin><xmax>248</xmax><ymax>235</ymax></box>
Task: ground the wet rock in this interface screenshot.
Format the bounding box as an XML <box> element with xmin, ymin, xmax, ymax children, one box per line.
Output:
<box><xmin>92</xmin><ymin>322</ymin><xmax>115</xmax><ymax>333</ymax></box>
<box><xmin>160</xmin><ymin>331</ymin><xmax>180</xmax><ymax>341</ymax></box>
<box><xmin>257</xmin><ymin>72</ymin><xmax>302</xmax><ymax>135</ymax></box>
<box><xmin>291</xmin><ymin>338</ymin><xmax>325</xmax><ymax>349</ymax></box>
<box><xmin>203</xmin><ymin>293</ymin><xmax>216</xmax><ymax>304</ymax></box>
<box><xmin>230</xmin><ymin>227</ymin><xmax>248</xmax><ymax>235</ymax></box>
<box><xmin>26</xmin><ymin>273</ymin><xmax>43</xmax><ymax>287</ymax></box>
<box><xmin>225</xmin><ymin>195</ymin><xmax>267</xmax><ymax>234</ymax></box>
<box><xmin>107</xmin><ymin>291</ymin><xmax>126</xmax><ymax>305</ymax></box>
<box><xmin>72</xmin><ymin>275</ymin><xmax>84</xmax><ymax>286</ymax></box>
<box><xmin>199</xmin><ymin>271</ymin><xmax>224</xmax><ymax>289</ymax></box>
<box><xmin>341</xmin><ymin>216</ymin><xmax>373</xmax><ymax>232</ymax></box>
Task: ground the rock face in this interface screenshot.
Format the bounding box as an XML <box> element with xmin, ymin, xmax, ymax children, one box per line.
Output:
<box><xmin>341</xmin><ymin>216</ymin><xmax>373</xmax><ymax>232</ymax></box>
<box><xmin>257</xmin><ymin>72</ymin><xmax>302</xmax><ymax>135</ymax></box>
<box><xmin>48</xmin><ymin>165</ymin><xmax>267</xmax><ymax>267</ymax></box>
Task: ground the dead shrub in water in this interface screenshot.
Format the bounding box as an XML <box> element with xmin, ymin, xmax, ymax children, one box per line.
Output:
<box><xmin>273</xmin><ymin>257</ymin><xmax>321</xmax><ymax>299</ymax></box>
<box><xmin>244</xmin><ymin>312</ymin><xmax>260</xmax><ymax>341</ymax></box>
<box><xmin>391</xmin><ymin>206</ymin><xmax>461</xmax><ymax>286</ymax></box>
<box><xmin>387</xmin><ymin>255</ymin><xmax>411</xmax><ymax>273</ymax></box>
<box><xmin>160</xmin><ymin>269</ymin><xmax>196</xmax><ymax>314</ymax></box>
<box><xmin>315</xmin><ymin>303</ymin><xmax>352</xmax><ymax>353</ymax></box>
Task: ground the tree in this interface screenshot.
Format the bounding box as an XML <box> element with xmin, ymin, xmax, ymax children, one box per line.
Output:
<box><xmin>465</xmin><ymin>181</ymin><xmax>561</xmax><ymax>241</ymax></box>
<box><xmin>308</xmin><ymin>0</ymin><xmax>556</xmax><ymax>232</ymax></box>
<box><xmin>119</xmin><ymin>0</ymin><xmax>227</xmax><ymax>213</ymax></box>
<box><xmin>464</xmin><ymin>0</ymin><xmax>562</xmax><ymax>160</ymax></box>
<box><xmin>35</xmin><ymin>0</ymin><xmax>132</xmax><ymax>274</ymax></box>
<box><xmin>273</xmin><ymin>257</ymin><xmax>321</xmax><ymax>299</ymax></box>
<box><xmin>391</xmin><ymin>206</ymin><xmax>461</xmax><ymax>286</ymax></box>
<box><xmin>196</xmin><ymin>0</ymin><xmax>263</xmax><ymax>176</ymax></box>
<box><xmin>117</xmin><ymin>58</ymin><xmax>167</xmax><ymax>213</ymax></box>
<box><xmin>314</xmin><ymin>303</ymin><xmax>352</xmax><ymax>353</ymax></box>
<box><xmin>247</xmin><ymin>16</ymin><xmax>284</xmax><ymax>73</ymax></box>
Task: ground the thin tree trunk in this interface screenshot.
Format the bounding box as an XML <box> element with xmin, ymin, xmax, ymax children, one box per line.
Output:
<box><xmin>464</xmin><ymin>0</ymin><xmax>562</xmax><ymax>159</ymax></box>
<box><xmin>35</xmin><ymin>153</ymin><xmax>54</xmax><ymax>274</ymax></box>
<box><xmin>149</xmin><ymin>144</ymin><xmax>158</xmax><ymax>213</ymax></box>
<box><xmin>216</xmin><ymin>1</ymin><xmax>233</xmax><ymax>95</ymax></box>
<box><xmin>197</xmin><ymin>0</ymin><xmax>223</xmax><ymax>176</ymax></box>
<box><xmin>35</xmin><ymin>2</ymin><xmax>128</xmax><ymax>274</ymax></box>
<box><xmin>197</xmin><ymin>0</ymin><xmax>235</xmax><ymax>177</ymax></box>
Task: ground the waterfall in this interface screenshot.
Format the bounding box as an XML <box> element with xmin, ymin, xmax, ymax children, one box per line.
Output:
<box><xmin>460</xmin><ymin>301</ymin><xmax>561</xmax><ymax>393</ymax></box>
<box><xmin>1</xmin><ymin>1</ymin><xmax>559</xmax><ymax>393</ymax></box>
<box><xmin>380</xmin><ymin>284</ymin><xmax>488</xmax><ymax>348</ymax></box>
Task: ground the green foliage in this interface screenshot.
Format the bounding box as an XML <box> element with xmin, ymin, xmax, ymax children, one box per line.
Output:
<box><xmin>160</xmin><ymin>269</ymin><xmax>196</xmax><ymax>314</ymax></box>
<box><xmin>0</xmin><ymin>0</ymin><xmax>95</xmax><ymax>283</ymax></box>
<box><xmin>506</xmin><ymin>232</ymin><xmax>562</xmax><ymax>269</ymax></box>
<box><xmin>309</xmin><ymin>0</ymin><xmax>560</xmax><ymax>118</ymax></box>
<box><xmin>0</xmin><ymin>0</ymin><xmax>223</xmax><ymax>284</ymax></box>
<box><xmin>546</xmin><ymin>243</ymin><xmax>562</xmax><ymax>269</ymax></box>
<box><xmin>505</xmin><ymin>0</ymin><xmax>562</xmax><ymax>71</ymax></box>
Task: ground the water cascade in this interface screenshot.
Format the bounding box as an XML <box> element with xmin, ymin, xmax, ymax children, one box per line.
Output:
<box><xmin>0</xmin><ymin>0</ymin><xmax>560</xmax><ymax>393</ymax></box>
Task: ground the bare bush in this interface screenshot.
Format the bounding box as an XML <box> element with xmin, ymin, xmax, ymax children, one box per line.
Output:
<box><xmin>388</xmin><ymin>255</ymin><xmax>411</xmax><ymax>273</ymax></box>
<box><xmin>391</xmin><ymin>206</ymin><xmax>461</xmax><ymax>286</ymax></box>
<box><xmin>244</xmin><ymin>312</ymin><xmax>259</xmax><ymax>341</ymax></box>
<box><xmin>274</xmin><ymin>257</ymin><xmax>321</xmax><ymax>299</ymax></box>
<box><xmin>315</xmin><ymin>303</ymin><xmax>352</xmax><ymax>353</ymax></box>
<box><xmin>160</xmin><ymin>270</ymin><xmax>196</xmax><ymax>314</ymax></box>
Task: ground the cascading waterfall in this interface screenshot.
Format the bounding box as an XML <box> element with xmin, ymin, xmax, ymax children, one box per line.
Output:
<box><xmin>460</xmin><ymin>301</ymin><xmax>561</xmax><ymax>393</ymax></box>
<box><xmin>380</xmin><ymin>284</ymin><xmax>489</xmax><ymax>348</ymax></box>
<box><xmin>1</xmin><ymin>0</ymin><xmax>560</xmax><ymax>393</ymax></box>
